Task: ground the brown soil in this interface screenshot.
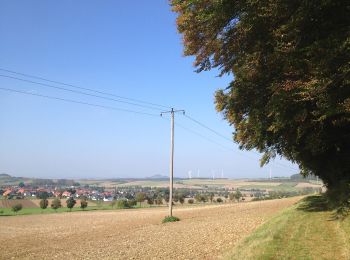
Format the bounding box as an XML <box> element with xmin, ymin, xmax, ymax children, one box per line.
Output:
<box><xmin>0</xmin><ymin>197</ymin><xmax>301</xmax><ymax>259</ymax></box>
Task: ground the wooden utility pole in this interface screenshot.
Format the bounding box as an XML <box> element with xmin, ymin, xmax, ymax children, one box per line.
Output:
<box><xmin>161</xmin><ymin>108</ymin><xmax>184</xmax><ymax>217</ymax></box>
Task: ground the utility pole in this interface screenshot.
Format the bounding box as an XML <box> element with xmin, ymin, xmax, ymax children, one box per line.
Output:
<box><xmin>161</xmin><ymin>108</ymin><xmax>185</xmax><ymax>217</ymax></box>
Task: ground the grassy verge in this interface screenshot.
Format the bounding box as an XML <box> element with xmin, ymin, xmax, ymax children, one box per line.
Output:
<box><xmin>228</xmin><ymin>196</ymin><xmax>350</xmax><ymax>260</ymax></box>
<box><xmin>0</xmin><ymin>204</ymin><xmax>165</xmax><ymax>216</ymax></box>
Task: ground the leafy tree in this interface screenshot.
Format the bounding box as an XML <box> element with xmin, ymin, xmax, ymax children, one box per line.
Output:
<box><xmin>18</xmin><ymin>182</ymin><xmax>25</xmax><ymax>188</ymax></box>
<box><xmin>66</xmin><ymin>197</ymin><xmax>76</xmax><ymax>211</ymax></box>
<box><xmin>172</xmin><ymin>1</ymin><xmax>350</xmax><ymax>205</ymax></box>
<box><xmin>216</xmin><ymin>198</ymin><xmax>223</xmax><ymax>203</ymax></box>
<box><xmin>234</xmin><ymin>190</ymin><xmax>243</xmax><ymax>202</ymax></box>
<box><xmin>80</xmin><ymin>199</ymin><xmax>88</xmax><ymax>210</ymax></box>
<box><xmin>155</xmin><ymin>195</ymin><xmax>163</xmax><ymax>205</ymax></box>
<box><xmin>209</xmin><ymin>193</ymin><xmax>214</xmax><ymax>203</ymax></box>
<box><xmin>188</xmin><ymin>199</ymin><xmax>194</xmax><ymax>204</ymax></box>
<box><xmin>146</xmin><ymin>196</ymin><xmax>154</xmax><ymax>206</ymax></box>
<box><xmin>40</xmin><ymin>199</ymin><xmax>49</xmax><ymax>210</ymax></box>
<box><xmin>135</xmin><ymin>192</ymin><xmax>146</xmax><ymax>207</ymax></box>
<box><xmin>179</xmin><ymin>196</ymin><xmax>185</xmax><ymax>205</ymax></box>
<box><xmin>229</xmin><ymin>192</ymin><xmax>235</xmax><ymax>201</ymax></box>
<box><xmin>11</xmin><ymin>203</ymin><xmax>22</xmax><ymax>214</ymax></box>
<box><xmin>36</xmin><ymin>191</ymin><xmax>49</xmax><ymax>200</ymax></box>
<box><xmin>51</xmin><ymin>198</ymin><xmax>62</xmax><ymax>212</ymax></box>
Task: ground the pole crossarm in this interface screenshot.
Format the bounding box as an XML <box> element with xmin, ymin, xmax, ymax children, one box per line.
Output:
<box><xmin>160</xmin><ymin>108</ymin><xmax>185</xmax><ymax>116</ymax></box>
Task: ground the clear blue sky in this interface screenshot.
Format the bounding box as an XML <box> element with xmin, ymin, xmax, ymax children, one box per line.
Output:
<box><xmin>0</xmin><ymin>0</ymin><xmax>298</xmax><ymax>179</ymax></box>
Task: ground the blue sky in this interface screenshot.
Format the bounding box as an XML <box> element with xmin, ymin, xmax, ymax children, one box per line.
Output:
<box><xmin>0</xmin><ymin>1</ymin><xmax>298</xmax><ymax>179</ymax></box>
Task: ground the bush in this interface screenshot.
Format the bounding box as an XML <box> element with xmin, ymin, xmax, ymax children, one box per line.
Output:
<box><xmin>11</xmin><ymin>203</ymin><xmax>22</xmax><ymax>213</ymax></box>
<box><xmin>216</xmin><ymin>198</ymin><xmax>223</xmax><ymax>203</ymax></box>
<box><xmin>117</xmin><ymin>199</ymin><xmax>130</xmax><ymax>209</ymax></box>
<box><xmin>80</xmin><ymin>199</ymin><xmax>88</xmax><ymax>210</ymax></box>
<box><xmin>128</xmin><ymin>199</ymin><xmax>137</xmax><ymax>207</ymax></box>
<box><xmin>66</xmin><ymin>197</ymin><xmax>76</xmax><ymax>211</ymax></box>
<box><xmin>51</xmin><ymin>198</ymin><xmax>62</xmax><ymax>211</ymax></box>
<box><xmin>40</xmin><ymin>199</ymin><xmax>49</xmax><ymax>210</ymax></box>
<box><xmin>188</xmin><ymin>199</ymin><xmax>194</xmax><ymax>204</ymax></box>
<box><xmin>162</xmin><ymin>216</ymin><xmax>180</xmax><ymax>223</ymax></box>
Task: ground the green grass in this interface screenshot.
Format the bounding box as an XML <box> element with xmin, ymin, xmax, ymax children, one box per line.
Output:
<box><xmin>162</xmin><ymin>216</ymin><xmax>180</xmax><ymax>223</ymax></box>
<box><xmin>228</xmin><ymin>196</ymin><xmax>350</xmax><ymax>260</ymax></box>
<box><xmin>0</xmin><ymin>203</ymin><xmax>162</xmax><ymax>216</ymax></box>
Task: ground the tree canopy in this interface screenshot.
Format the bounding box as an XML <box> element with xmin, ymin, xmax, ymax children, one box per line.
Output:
<box><xmin>171</xmin><ymin>0</ymin><xmax>350</xmax><ymax>199</ymax></box>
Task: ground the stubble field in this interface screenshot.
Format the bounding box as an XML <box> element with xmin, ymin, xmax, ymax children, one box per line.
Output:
<box><xmin>0</xmin><ymin>197</ymin><xmax>301</xmax><ymax>259</ymax></box>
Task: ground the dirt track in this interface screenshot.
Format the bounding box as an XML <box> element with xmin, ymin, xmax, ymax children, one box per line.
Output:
<box><xmin>0</xmin><ymin>197</ymin><xmax>301</xmax><ymax>259</ymax></box>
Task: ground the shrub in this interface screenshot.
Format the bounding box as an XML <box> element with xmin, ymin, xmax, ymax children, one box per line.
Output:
<box><xmin>66</xmin><ymin>197</ymin><xmax>76</xmax><ymax>211</ymax></box>
<box><xmin>80</xmin><ymin>199</ymin><xmax>88</xmax><ymax>210</ymax></box>
<box><xmin>11</xmin><ymin>203</ymin><xmax>22</xmax><ymax>214</ymax></box>
<box><xmin>40</xmin><ymin>199</ymin><xmax>49</xmax><ymax>210</ymax></box>
<box><xmin>51</xmin><ymin>198</ymin><xmax>62</xmax><ymax>211</ymax></box>
<box><xmin>117</xmin><ymin>199</ymin><xmax>130</xmax><ymax>209</ymax></box>
<box><xmin>128</xmin><ymin>199</ymin><xmax>137</xmax><ymax>207</ymax></box>
<box><xmin>162</xmin><ymin>216</ymin><xmax>180</xmax><ymax>223</ymax></box>
<box><xmin>188</xmin><ymin>199</ymin><xmax>194</xmax><ymax>204</ymax></box>
<box><xmin>216</xmin><ymin>198</ymin><xmax>223</xmax><ymax>203</ymax></box>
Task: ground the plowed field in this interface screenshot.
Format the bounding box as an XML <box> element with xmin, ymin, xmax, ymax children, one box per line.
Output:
<box><xmin>0</xmin><ymin>197</ymin><xmax>301</xmax><ymax>259</ymax></box>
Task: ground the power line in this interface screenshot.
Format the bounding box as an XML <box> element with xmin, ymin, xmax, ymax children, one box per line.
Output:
<box><xmin>183</xmin><ymin>114</ymin><xmax>299</xmax><ymax>172</ymax></box>
<box><xmin>0</xmin><ymin>67</ymin><xmax>171</xmax><ymax>109</ymax></box>
<box><xmin>0</xmin><ymin>74</ymin><xmax>162</xmax><ymax>111</ymax></box>
<box><xmin>184</xmin><ymin>114</ymin><xmax>234</xmax><ymax>142</ymax></box>
<box><xmin>0</xmin><ymin>87</ymin><xmax>160</xmax><ymax>117</ymax></box>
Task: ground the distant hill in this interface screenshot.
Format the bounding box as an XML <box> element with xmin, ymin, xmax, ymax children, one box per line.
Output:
<box><xmin>147</xmin><ymin>174</ymin><xmax>168</xmax><ymax>180</ymax></box>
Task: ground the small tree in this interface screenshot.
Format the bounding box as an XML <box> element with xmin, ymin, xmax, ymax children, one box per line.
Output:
<box><xmin>40</xmin><ymin>199</ymin><xmax>49</xmax><ymax>212</ymax></box>
<box><xmin>146</xmin><ymin>197</ymin><xmax>154</xmax><ymax>207</ymax></box>
<box><xmin>188</xmin><ymin>199</ymin><xmax>194</xmax><ymax>204</ymax></box>
<box><xmin>154</xmin><ymin>195</ymin><xmax>163</xmax><ymax>205</ymax></box>
<box><xmin>51</xmin><ymin>198</ymin><xmax>62</xmax><ymax>212</ymax></box>
<box><xmin>80</xmin><ymin>199</ymin><xmax>88</xmax><ymax>210</ymax></box>
<box><xmin>216</xmin><ymin>198</ymin><xmax>223</xmax><ymax>203</ymax></box>
<box><xmin>135</xmin><ymin>192</ymin><xmax>146</xmax><ymax>207</ymax></box>
<box><xmin>179</xmin><ymin>196</ymin><xmax>185</xmax><ymax>205</ymax></box>
<box><xmin>66</xmin><ymin>197</ymin><xmax>76</xmax><ymax>211</ymax></box>
<box><xmin>18</xmin><ymin>182</ymin><xmax>25</xmax><ymax>188</ymax></box>
<box><xmin>11</xmin><ymin>203</ymin><xmax>22</xmax><ymax>214</ymax></box>
<box><xmin>234</xmin><ymin>190</ymin><xmax>243</xmax><ymax>202</ymax></box>
<box><xmin>209</xmin><ymin>193</ymin><xmax>214</xmax><ymax>203</ymax></box>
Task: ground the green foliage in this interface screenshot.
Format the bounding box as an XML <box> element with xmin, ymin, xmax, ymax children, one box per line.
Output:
<box><xmin>216</xmin><ymin>197</ymin><xmax>223</xmax><ymax>203</ymax></box>
<box><xmin>194</xmin><ymin>193</ymin><xmax>207</xmax><ymax>203</ymax></box>
<box><xmin>146</xmin><ymin>196</ymin><xmax>154</xmax><ymax>206</ymax></box>
<box><xmin>128</xmin><ymin>199</ymin><xmax>137</xmax><ymax>207</ymax></box>
<box><xmin>51</xmin><ymin>198</ymin><xmax>61</xmax><ymax>211</ymax></box>
<box><xmin>18</xmin><ymin>181</ymin><xmax>25</xmax><ymax>188</ymax></box>
<box><xmin>39</xmin><ymin>199</ymin><xmax>49</xmax><ymax>210</ymax></box>
<box><xmin>172</xmin><ymin>0</ymin><xmax>350</xmax><ymax>205</ymax></box>
<box><xmin>155</xmin><ymin>195</ymin><xmax>163</xmax><ymax>205</ymax></box>
<box><xmin>117</xmin><ymin>199</ymin><xmax>131</xmax><ymax>209</ymax></box>
<box><xmin>162</xmin><ymin>216</ymin><xmax>180</xmax><ymax>223</ymax></box>
<box><xmin>36</xmin><ymin>191</ymin><xmax>49</xmax><ymax>199</ymax></box>
<box><xmin>80</xmin><ymin>199</ymin><xmax>88</xmax><ymax>210</ymax></box>
<box><xmin>111</xmin><ymin>199</ymin><xmax>117</xmax><ymax>208</ymax></box>
<box><xmin>135</xmin><ymin>192</ymin><xmax>146</xmax><ymax>206</ymax></box>
<box><xmin>188</xmin><ymin>198</ymin><xmax>194</xmax><ymax>204</ymax></box>
<box><xmin>66</xmin><ymin>197</ymin><xmax>76</xmax><ymax>211</ymax></box>
<box><xmin>11</xmin><ymin>203</ymin><xmax>22</xmax><ymax>213</ymax></box>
